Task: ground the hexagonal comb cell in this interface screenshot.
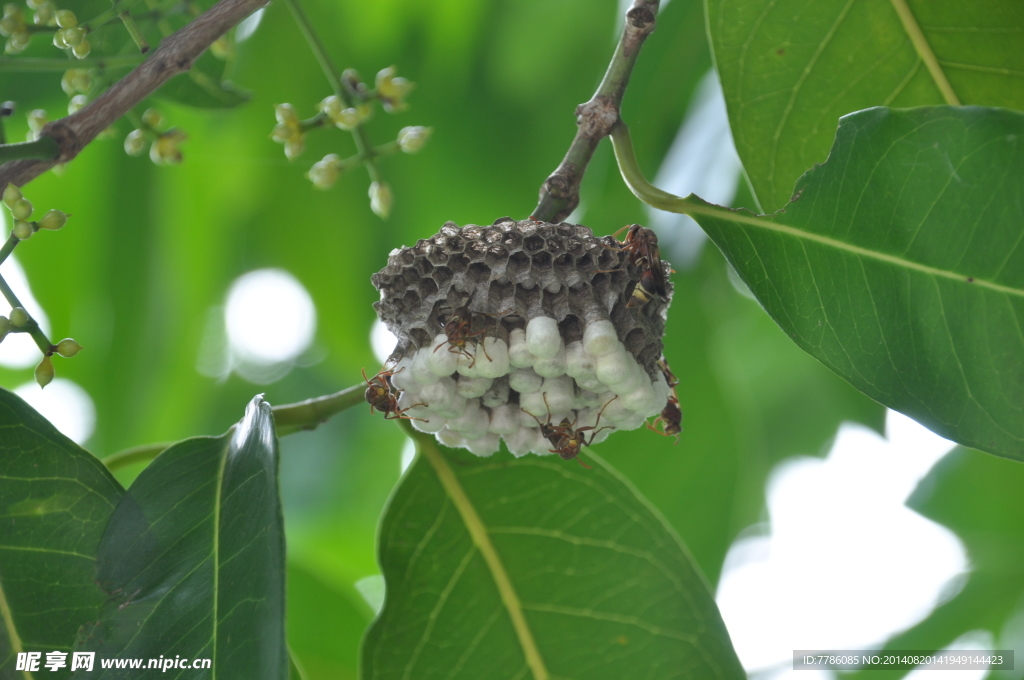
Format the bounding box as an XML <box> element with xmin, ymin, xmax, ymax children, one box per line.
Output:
<box><xmin>371</xmin><ymin>219</ymin><xmax>674</xmax><ymax>458</ymax></box>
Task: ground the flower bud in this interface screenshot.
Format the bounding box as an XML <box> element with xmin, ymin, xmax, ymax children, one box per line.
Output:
<box><xmin>148</xmin><ymin>129</ymin><xmax>187</xmax><ymax>165</ymax></box>
<box><xmin>369</xmin><ymin>181</ymin><xmax>393</xmax><ymax>219</ymax></box>
<box><xmin>32</xmin><ymin>3</ymin><xmax>53</xmax><ymax>25</ymax></box>
<box><xmin>3</xmin><ymin>182</ymin><xmax>22</xmax><ymax>208</ymax></box>
<box><xmin>124</xmin><ymin>128</ymin><xmax>146</xmax><ymax>156</ymax></box>
<box><xmin>0</xmin><ymin>316</ymin><xmax>10</xmax><ymax>342</ymax></box>
<box><xmin>26</xmin><ymin>0</ymin><xmax>43</xmax><ymax>10</ymax></box>
<box><xmin>9</xmin><ymin>306</ymin><xmax>29</xmax><ymax>327</ymax></box>
<box><xmin>334</xmin><ymin>107</ymin><xmax>362</xmax><ymax>130</ymax></box>
<box><xmin>71</xmin><ymin>37</ymin><xmax>89</xmax><ymax>59</ymax></box>
<box><xmin>376</xmin><ymin>66</ymin><xmax>414</xmax><ymax>112</ymax></box>
<box><xmin>0</xmin><ymin>16</ymin><xmax>18</xmax><ymax>37</ymax></box>
<box><xmin>68</xmin><ymin>94</ymin><xmax>87</xmax><ymax>114</ymax></box>
<box><xmin>11</xmin><ymin>197</ymin><xmax>32</xmax><ymax>220</ymax></box>
<box><xmin>61</xmin><ymin>68</ymin><xmax>90</xmax><ymax>95</ymax></box>
<box><xmin>12</xmin><ymin>219</ymin><xmax>32</xmax><ymax>240</ymax></box>
<box><xmin>2</xmin><ymin>4</ymin><xmax>21</xmax><ymax>19</ymax></box>
<box><xmin>398</xmin><ymin>126</ymin><xmax>432</xmax><ymax>154</ymax></box>
<box><xmin>284</xmin><ymin>136</ymin><xmax>304</xmax><ymax>161</ymax></box>
<box><xmin>51</xmin><ymin>28</ymin><xmax>67</xmax><ymax>48</ymax></box>
<box><xmin>274</xmin><ymin>103</ymin><xmax>298</xmax><ymax>127</ymax></box>
<box><xmin>61</xmin><ymin>25</ymin><xmax>83</xmax><ymax>46</ymax></box>
<box><xmin>55</xmin><ymin>338</ymin><xmax>82</xmax><ymax>357</ymax></box>
<box><xmin>319</xmin><ymin>95</ymin><xmax>342</xmax><ymax>119</ymax></box>
<box><xmin>35</xmin><ymin>355</ymin><xmax>53</xmax><ymax>388</ymax></box>
<box><xmin>142</xmin><ymin>107</ymin><xmax>162</xmax><ymax>128</ymax></box>
<box><xmin>54</xmin><ymin>8</ymin><xmax>75</xmax><ymax>27</ymax></box>
<box><xmin>5</xmin><ymin>28</ymin><xmax>28</xmax><ymax>52</ymax></box>
<box><xmin>37</xmin><ymin>209</ymin><xmax>67</xmax><ymax>230</ymax></box>
<box><xmin>27</xmin><ymin>109</ymin><xmax>46</xmax><ymax>136</ymax></box>
<box><xmin>307</xmin><ymin>154</ymin><xmax>340</xmax><ymax>189</ymax></box>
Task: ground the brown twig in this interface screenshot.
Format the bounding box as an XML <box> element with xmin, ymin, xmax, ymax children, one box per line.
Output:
<box><xmin>0</xmin><ymin>0</ymin><xmax>268</xmax><ymax>191</ymax></box>
<box><xmin>531</xmin><ymin>0</ymin><xmax>659</xmax><ymax>223</ymax></box>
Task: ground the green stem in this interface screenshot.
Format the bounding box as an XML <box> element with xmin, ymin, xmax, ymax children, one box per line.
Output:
<box><xmin>0</xmin><ymin>234</ymin><xmax>18</xmax><ymax>266</ymax></box>
<box><xmin>0</xmin><ymin>137</ymin><xmax>60</xmax><ymax>162</ymax></box>
<box><xmin>84</xmin><ymin>0</ymin><xmax>147</xmax><ymax>32</ymax></box>
<box><xmin>282</xmin><ymin>0</ymin><xmax>380</xmax><ymax>182</ymax></box>
<box><xmin>100</xmin><ymin>441</ymin><xmax>175</xmax><ymax>471</ymax></box>
<box><xmin>609</xmin><ymin>121</ymin><xmax>694</xmax><ymax>214</ymax></box>
<box><xmin>120</xmin><ymin>11</ymin><xmax>151</xmax><ymax>53</ymax></box>
<box><xmin>0</xmin><ymin>54</ymin><xmax>146</xmax><ymax>71</ymax></box>
<box><xmin>0</xmin><ymin>272</ymin><xmax>53</xmax><ymax>355</ymax></box>
<box><xmin>102</xmin><ymin>384</ymin><xmax>366</xmax><ymax>471</ymax></box>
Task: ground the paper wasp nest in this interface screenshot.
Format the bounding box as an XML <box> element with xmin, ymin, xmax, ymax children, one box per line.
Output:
<box><xmin>371</xmin><ymin>218</ymin><xmax>673</xmax><ymax>457</ymax></box>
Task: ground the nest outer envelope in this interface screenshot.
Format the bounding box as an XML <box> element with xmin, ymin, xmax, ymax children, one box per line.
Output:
<box><xmin>372</xmin><ymin>218</ymin><xmax>672</xmax><ymax>378</ymax></box>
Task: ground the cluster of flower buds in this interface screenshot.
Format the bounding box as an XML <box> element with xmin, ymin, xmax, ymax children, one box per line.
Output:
<box><xmin>0</xmin><ymin>307</ymin><xmax>81</xmax><ymax>387</ymax></box>
<box><xmin>27</xmin><ymin>0</ymin><xmax>54</xmax><ymax>25</ymax></box>
<box><xmin>319</xmin><ymin>95</ymin><xmax>372</xmax><ymax>131</ymax></box>
<box><xmin>270</xmin><ymin>103</ymin><xmax>305</xmax><ymax>160</ymax></box>
<box><xmin>61</xmin><ymin>68</ymin><xmax>92</xmax><ymax>96</ymax></box>
<box><xmin>372</xmin><ymin>219</ymin><xmax>674</xmax><ymax>458</ymax></box>
<box><xmin>124</xmin><ymin>108</ymin><xmax>187</xmax><ymax>164</ymax></box>
<box><xmin>3</xmin><ymin>184</ymin><xmax>69</xmax><ymax>240</ymax></box>
<box><xmin>1</xmin><ymin>3</ymin><xmax>29</xmax><ymax>52</ymax></box>
<box><xmin>51</xmin><ymin>9</ymin><xmax>90</xmax><ymax>58</ymax></box>
<box><xmin>375</xmin><ymin>66</ymin><xmax>413</xmax><ymax>113</ymax></box>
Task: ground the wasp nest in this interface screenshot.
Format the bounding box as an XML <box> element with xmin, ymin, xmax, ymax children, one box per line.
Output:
<box><xmin>371</xmin><ymin>217</ymin><xmax>673</xmax><ymax>457</ymax></box>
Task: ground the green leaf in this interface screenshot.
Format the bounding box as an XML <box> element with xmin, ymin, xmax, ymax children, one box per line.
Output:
<box><xmin>362</xmin><ymin>435</ymin><xmax>744</xmax><ymax>680</ymax></box>
<box><xmin>707</xmin><ymin>0</ymin><xmax>1024</xmax><ymax>210</ymax></box>
<box><xmin>156</xmin><ymin>52</ymin><xmax>251</xmax><ymax>109</ymax></box>
<box><xmin>684</xmin><ymin>106</ymin><xmax>1024</xmax><ymax>458</ymax></box>
<box><xmin>73</xmin><ymin>395</ymin><xmax>286</xmax><ymax>679</ymax></box>
<box><xmin>0</xmin><ymin>388</ymin><xmax>124</xmax><ymax>680</ymax></box>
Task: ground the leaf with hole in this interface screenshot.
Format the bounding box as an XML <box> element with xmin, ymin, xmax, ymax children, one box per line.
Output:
<box><xmin>0</xmin><ymin>388</ymin><xmax>124</xmax><ymax>680</ymax></box>
<box><xmin>684</xmin><ymin>106</ymin><xmax>1024</xmax><ymax>459</ymax></box>
<box><xmin>361</xmin><ymin>435</ymin><xmax>744</xmax><ymax>680</ymax></box>
<box><xmin>72</xmin><ymin>395</ymin><xmax>286</xmax><ymax>679</ymax></box>
<box><xmin>707</xmin><ymin>0</ymin><xmax>1024</xmax><ymax>210</ymax></box>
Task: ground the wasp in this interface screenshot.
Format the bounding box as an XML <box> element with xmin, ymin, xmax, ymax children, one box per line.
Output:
<box><xmin>647</xmin><ymin>358</ymin><xmax>682</xmax><ymax>442</ymax></box>
<box><xmin>362</xmin><ymin>366</ymin><xmax>425</xmax><ymax>420</ymax></box>
<box><xmin>434</xmin><ymin>304</ymin><xmax>509</xmax><ymax>367</ymax></box>
<box><xmin>602</xmin><ymin>224</ymin><xmax>668</xmax><ymax>308</ymax></box>
<box><xmin>522</xmin><ymin>394</ymin><xmax>618</xmax><ymax>467</ymax></box>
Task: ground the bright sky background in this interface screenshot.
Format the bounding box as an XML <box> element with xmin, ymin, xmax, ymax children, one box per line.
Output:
<box><xmin>716</xmin><ymin>410</ymin><xmax>972</xmax><ymax>678</ymax></box>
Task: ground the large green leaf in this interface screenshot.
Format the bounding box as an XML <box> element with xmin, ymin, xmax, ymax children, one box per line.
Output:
<box><xmin>0</xmin><ymin>389</ymin><xmax>124</xmax><ymax>680</ymax></box>
<box><xmin>707</xmin><ymin>0</ymin><xmax>1024</xmax><ymax>210</ymax></box>
<box><xmin>682</xmin><ymin>106</ymin><xmax>1024</xmax><ymax>458</ymax></box>
<box><xmin>73</xmin><ymin>395</ymin><xmax>286</xmax><ymax>679</ymax></box>
<box><xmin>362</xmin><ymin>433</ymin><xmax>744</xmax><ymax>680</ymax></box>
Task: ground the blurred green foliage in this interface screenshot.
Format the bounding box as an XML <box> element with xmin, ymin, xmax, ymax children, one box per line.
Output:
<box><xmin>2</xmin><ymin>0</ymin><xmax>939</xmax><ymax>675</ymax></box>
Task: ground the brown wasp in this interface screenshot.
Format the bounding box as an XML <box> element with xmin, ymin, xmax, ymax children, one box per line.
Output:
<box><xmin>362</xmin><ymin>366</ymin><xmax>425</xmax><ymax>421</ymax></box>
<box><xmin>603</xmin><ymin>224</ymin><xmax>668</xmax><ymax>308</ymax></box>
<box><xmin>434</xmin><ymin>304</ymin><xmax>509</xmax><ymax>367</ymax></box>
<box><xmin>522</xmin><ymin>394</ymin><xmax>618</xmax><ymax>467</ymax></box>
<box><xmin>647</xmin><ymin>358</ymin><xmax>682</xmax><ymax>442</ymax></box>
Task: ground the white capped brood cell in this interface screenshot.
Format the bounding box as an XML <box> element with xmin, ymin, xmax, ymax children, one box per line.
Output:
<box><xmin>371</xmin><ymin>218</ymin><xmax>674</xmax><ymax>458</ymax></box>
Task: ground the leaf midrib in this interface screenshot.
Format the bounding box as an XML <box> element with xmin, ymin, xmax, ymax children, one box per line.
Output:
<box><xmin>420</xmin><ymin>443</ymin><xmax>550</xmax><ymax>680</ymax></box>
<box><xmin>887</xmin><ymin>0</ymin><xmax>961</xmax><ymax>106</ymax></box>
<box><xmin>0</xmin><ymin>569</ymin><xmax>33</xmax><ymax>680</ymax></box>
<box><xmin>687</xmin><ymin>201</ymin><xmax>1024</xmax><ymax>298</ymax></box>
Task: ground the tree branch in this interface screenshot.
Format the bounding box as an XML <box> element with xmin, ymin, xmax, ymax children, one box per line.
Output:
<box><xmin>0</xmin><ymin>0</ymin><xmax>268</xmax><ymax>191</ymax></box>
<box><xmin>530</xmin><ymin>0</ymin><xmax>659</xmax><ymax>223</ymax></box>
